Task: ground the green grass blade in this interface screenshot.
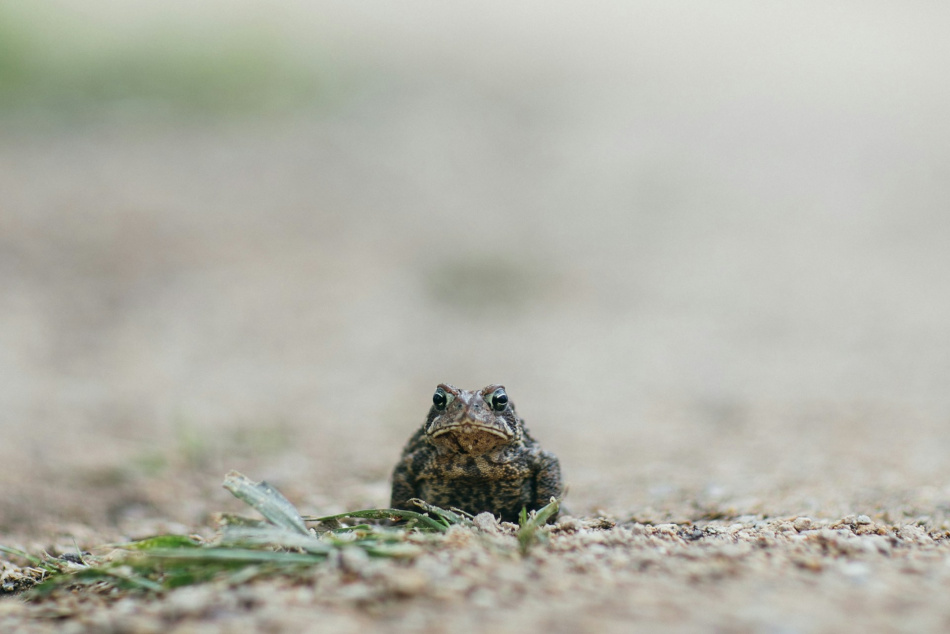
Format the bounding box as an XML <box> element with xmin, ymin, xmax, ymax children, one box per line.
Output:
<box><xmin>517</xmin><ymin>498</ymin><xmax>560</xmax><ymax>555</ymax></box>
<box><xmin>0</xmin><ymin>545</ymin><xmax>45</xmax><ymax>567</ymax></box>
<box><xmin>328</xmin><ymin>524</ymin><xmax>373</xmax><ymax>534</ymax></box>
<box><xmin>95</xmin><ymin>567</ymin><xmax>166</xmax><ymax>592</ymax></box>
<box><xmin>140</xmin><ymin>547</ymin><xmax>325</xmax><ymax>565</ymax></box>
<box><xmin>222</xmin><ymin>471</ymin><xmax>309</xmax><ymax>536</ymax></box>
<box><xmin>30</xmin><ymin>564</ymin><xmax>164</xmax><ymax>595</ymax></box>
<box><xmin>304</xmin><ymin>509</ymin><xmax>447</xmax><ymax>532</ymax></box>
<box><xmin>408</xmin><ymin>499</ymin><xmax>475</xmax><ymax>527</ymax></box>
<box><xmin>218</xmin><ymin>526</ymin><xmax>332</xmax><ymax>554</ymax></box>
<box><xmin>121</xmin><ymin>535</ymin><xmax>202</xmax><ymax>550</ymax></box>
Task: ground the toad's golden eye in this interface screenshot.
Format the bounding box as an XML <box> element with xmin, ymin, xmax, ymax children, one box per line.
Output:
<box><xmin>490</xmin><ymin>388</ymin><xmax>508</xmax><ymax>412</ymax></box>
<box><xmin>433</xmin><ymin>387</ymin><xmax>454</xmax><ymax>410</ymax></box>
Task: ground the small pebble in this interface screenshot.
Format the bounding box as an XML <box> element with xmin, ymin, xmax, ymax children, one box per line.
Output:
<box><xmin>340</xmin><ymin>546</ymin><xmax>371</xmax><ymax>574</ymax></box>
<box><xmin>793</xmin><ymin>517</ymin><xmax>813</xmax><ymax>531</ymax></box>
<box><xmin>163</xmin><ymin>586</ymin><xmax>216</xmax><ymax>617</ymax></box>
<box><xmin>474</xmin><ymin>512</ymin><xmax>503</xmax><ymax>534</ymax></box>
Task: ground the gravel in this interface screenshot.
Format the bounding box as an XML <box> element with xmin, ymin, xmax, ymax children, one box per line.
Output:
<box><xmin>3</xmin><ymin>2</ymin><xmax>950</xmax><ymax>631</ymax></box>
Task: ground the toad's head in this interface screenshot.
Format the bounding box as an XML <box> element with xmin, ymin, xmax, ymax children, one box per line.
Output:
<box><xmin>424</xmin><ymin>384</ymin><xmax>522</xmax><ymax>455</ymax></box>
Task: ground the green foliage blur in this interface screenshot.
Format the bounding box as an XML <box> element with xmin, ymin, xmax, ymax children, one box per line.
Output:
<box><xmin>0</xmin><ymin>5</ymin><xmax>335</xmax><ymax>123</ymax></box>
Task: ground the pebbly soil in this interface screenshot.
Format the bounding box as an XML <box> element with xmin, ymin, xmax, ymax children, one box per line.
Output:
<box><xmin>2</xmin><ymin>2</ymin><xmax>950</xmax><ymax>632</ymax></box>
<box><xmin>5</xmin><ymin>511</ymin><xmax>950</xmax><ymax>633</ymax></box>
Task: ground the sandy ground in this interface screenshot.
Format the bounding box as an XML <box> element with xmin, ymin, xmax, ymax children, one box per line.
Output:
<box><xmin>2</xmin><ymin>1</ymin><xmax>950</xmax><ymax>631</ymax></box>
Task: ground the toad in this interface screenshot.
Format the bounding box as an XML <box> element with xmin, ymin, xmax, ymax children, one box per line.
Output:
<box><xmin>391</xmin><ymin>384</ymin><xmax>562</xmax><ymax>523</ymax></box>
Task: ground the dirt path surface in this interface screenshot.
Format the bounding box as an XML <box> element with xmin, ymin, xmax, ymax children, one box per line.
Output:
<box><xmin>2</xmin><ymin>2</ymin><xmax>950</xmax><ymax>632</ymax></box>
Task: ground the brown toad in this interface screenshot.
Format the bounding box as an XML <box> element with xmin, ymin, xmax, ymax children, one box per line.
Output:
<box><xmin>390</xmin><ymin>383</ymin><xmax>562</xmax><ymax>523</ymax></box>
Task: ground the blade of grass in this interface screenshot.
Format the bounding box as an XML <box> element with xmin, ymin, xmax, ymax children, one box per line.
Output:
<box><xmin>304</xmin><ymin>509</ymin><xmax>448</xmax><ymax>533</ymax></box>
<box><xmin>409</xmin><ymin>499</ymin><xmax>474</xmax><ymax>527</ymax></box>
<box><xmin>0</xmin><ymin>546</ymin><xmax>65</xmax><ymax>576</ymax></box>
<box><xmin>213</xmin><ymin>513</ymin><xmax>270</xmax><ymax>529</ymax></box>
<box><xmin>120</xmin><ymin>535</ymin><xmax>202</xmax><ymax>550</ymax></box>
<box><xmin>0</xmin><ymin>545</ymin><xmax>46</xmax><ymax>567</ymax></box>
<box><xmin>223</xmin><ymin>471</ymin><xmax>309</xmax><ymax>536</ymax></box>
<box><xmin>140</xmin><ymin>547</ymin><xmax>325</xmax><ymax>565</ymax></box>
<box><xmin>518</xmin><ymin>498</ymin><xmax>560</xmax><ymax>555</ymax></box>
<box><xmin>30</xmin><ymin>565</ymin><xmax>164</xmax><ymax>595</ymax></box>
<box><xmin>92</xmin><ymin>567</ymin><xmax>166</xmax><ymax>592</ymax></box>
<box><xmin>218</xmin><ymin>526</ymin><xmax>332</xmax><ymax>555</ymax></box>
<box><xmin>328</xmin><ymin>524</ymin><xmax>373</xmax><ymax>534</ymax></box>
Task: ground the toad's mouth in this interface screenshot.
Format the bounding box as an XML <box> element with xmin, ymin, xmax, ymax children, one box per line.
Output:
<box><xmin>429</xmin><ymin>422</ymin><xmax>510</xmax><ymax>440</ymax></box>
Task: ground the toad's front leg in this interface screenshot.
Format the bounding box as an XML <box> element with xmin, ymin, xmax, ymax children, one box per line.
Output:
<box><xmin>390</xmin><ymin>457</ymin><xmax>419</xmax><ymax>511</ymax></box>
<box><xmin>533</xmin><ymin>450</ymin><xmax>562</xmax><ymax>521</ymax></box>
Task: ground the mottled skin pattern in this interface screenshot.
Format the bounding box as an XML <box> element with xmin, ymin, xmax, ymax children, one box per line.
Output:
<box><xmin>391</xmin><ymin>384</ymin><xmax>562</xmax><ymax>523</ymax></box>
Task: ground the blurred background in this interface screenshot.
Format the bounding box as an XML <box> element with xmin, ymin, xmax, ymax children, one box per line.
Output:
<box><xmin>2</xmin><ymin>1</ymin><xmax>949</xmax><ymax>542</ymax></box>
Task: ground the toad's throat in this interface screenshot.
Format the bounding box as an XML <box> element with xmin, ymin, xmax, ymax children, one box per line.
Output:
<box><xmin>430</xmin><ymin>422</ymin><xmax>510</xmax><ymax>440</ymax></box>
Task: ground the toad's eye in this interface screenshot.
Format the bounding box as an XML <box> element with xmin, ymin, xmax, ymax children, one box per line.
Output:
<box><xmin>490</xmin><ymin>389</ymin><xmax>508</xmax><ymax>412</ymax></box>
<box><xmin>433</xmin><ymin>388</ymin><xmax>453</xmax><ymax>410</ymax></box>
